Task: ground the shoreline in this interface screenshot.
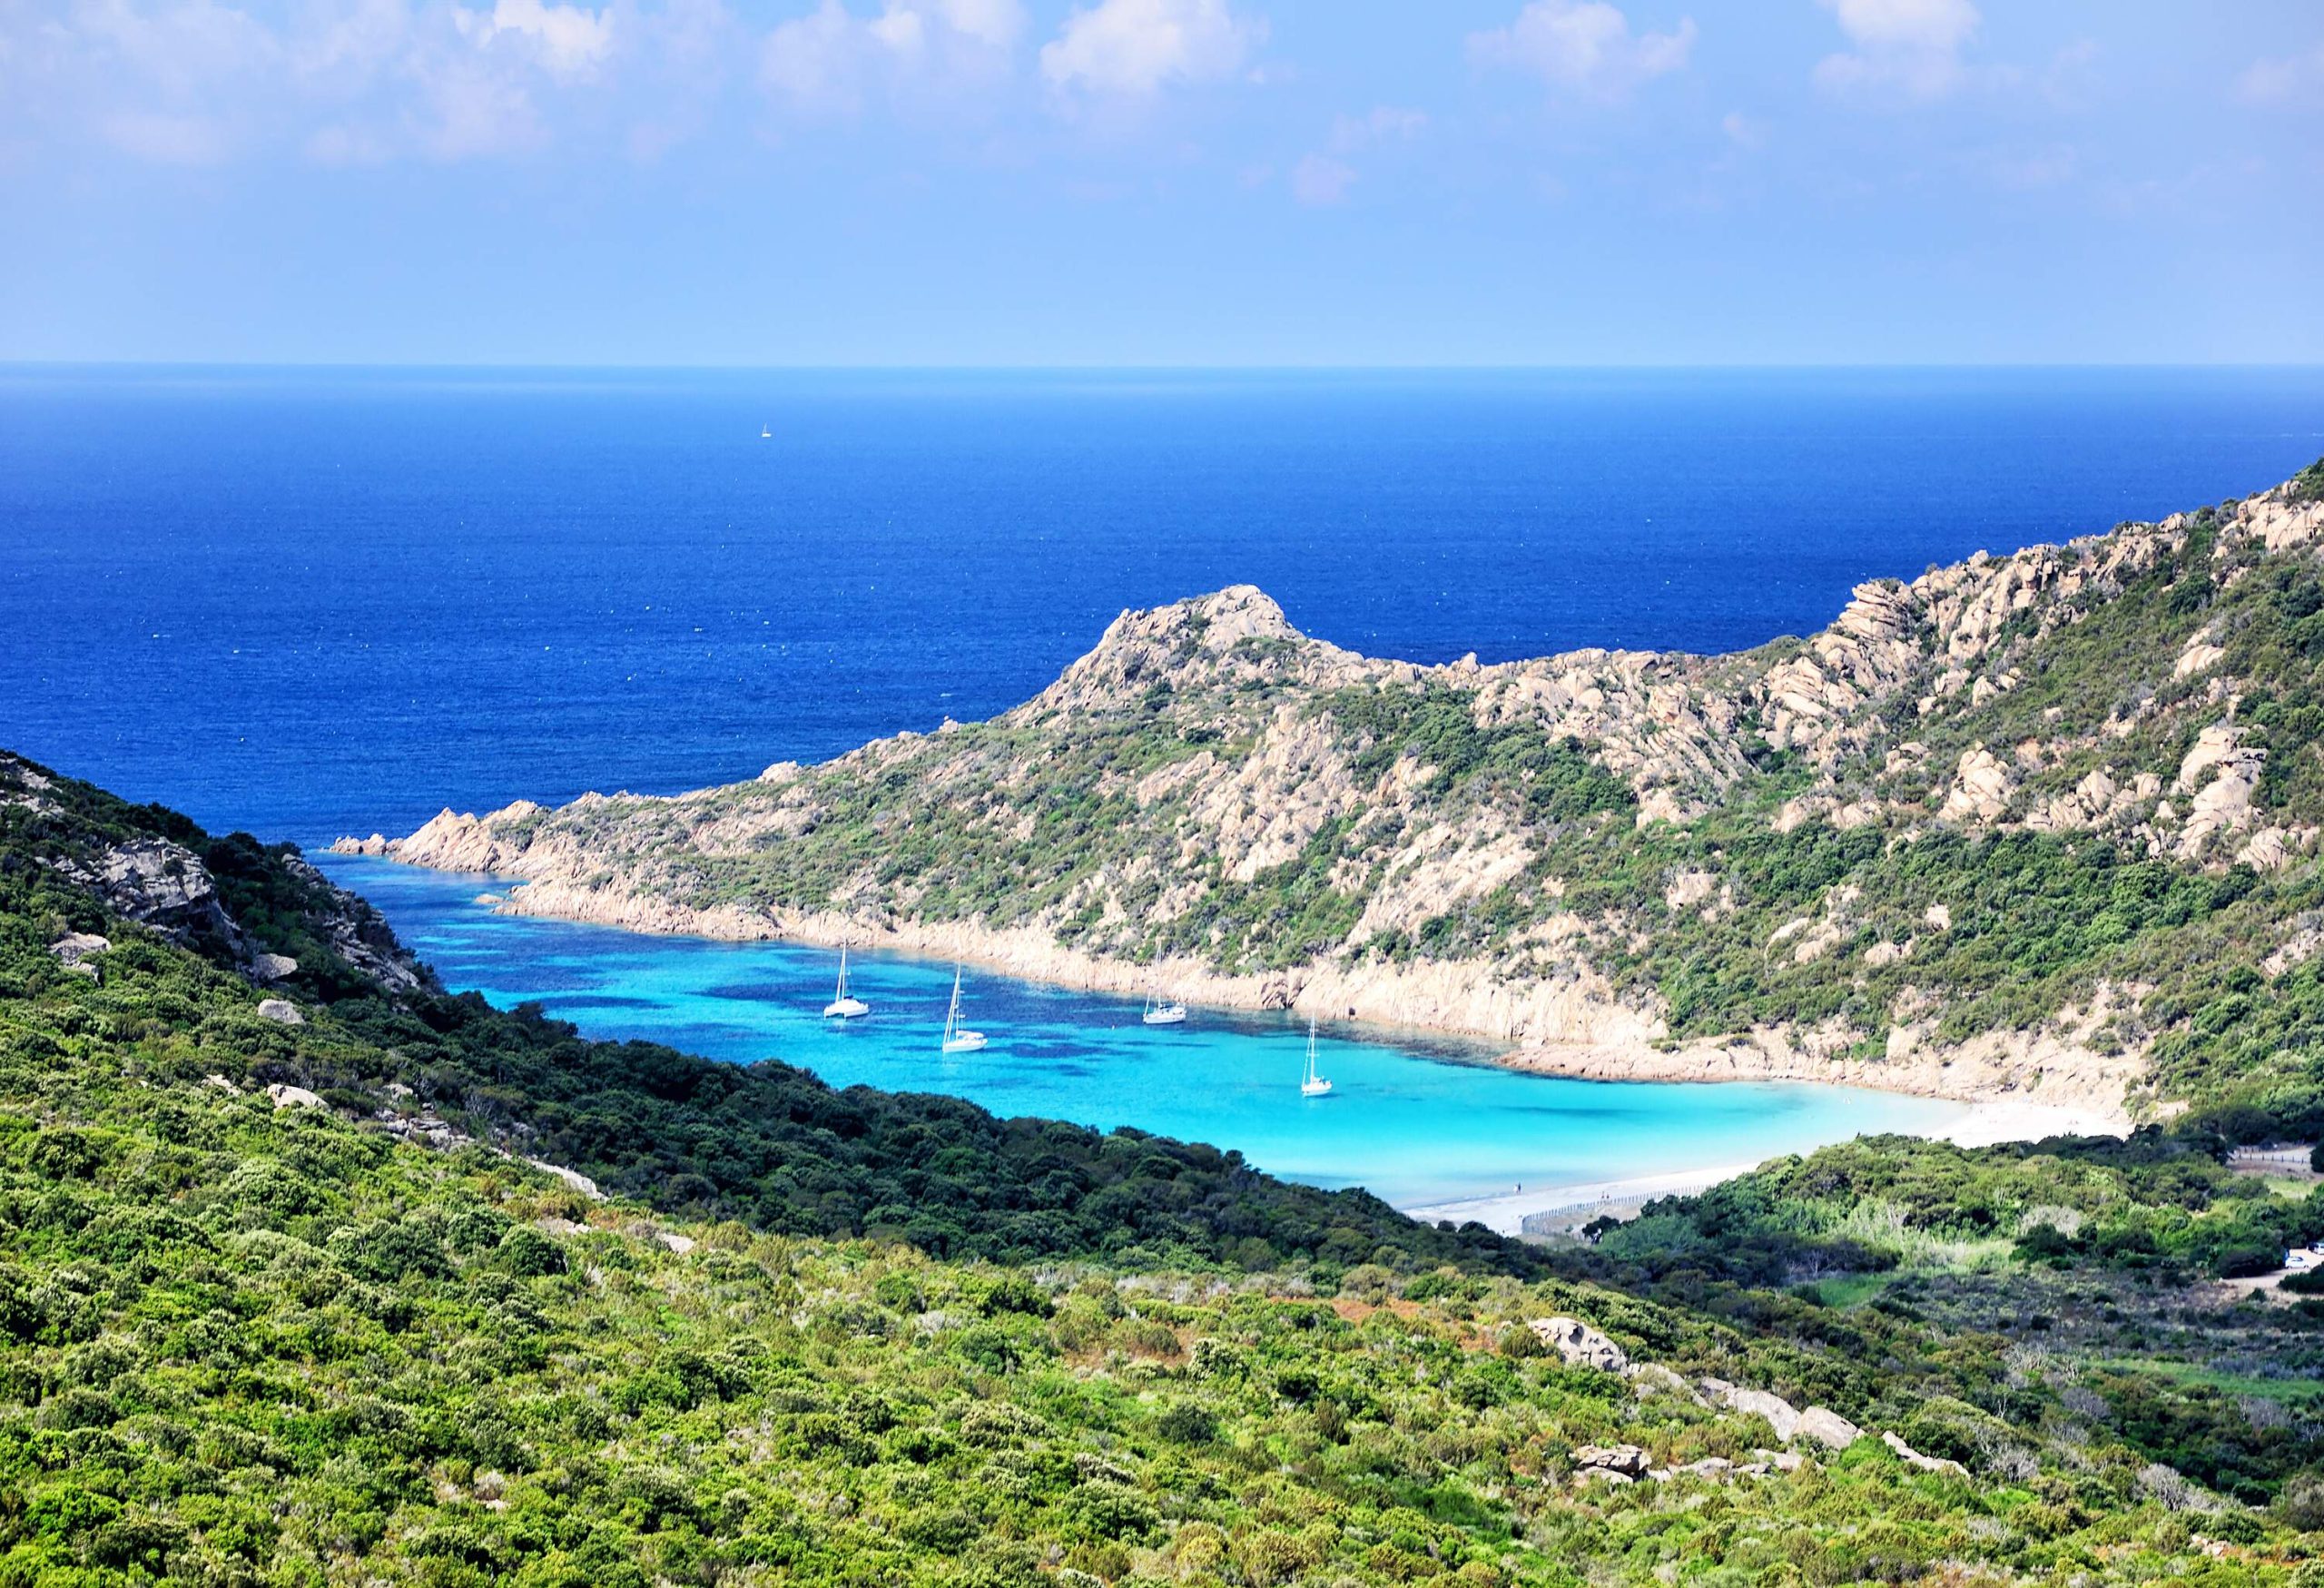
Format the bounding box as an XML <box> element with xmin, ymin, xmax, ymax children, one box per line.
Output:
<box><xmin>419</xmin><ymin>863</ymin><xmax>2137</xmax><ymax>1130</ymax></box>
<box><xmin>1401</xmin><ymin>1095</ymin><xmax>2126</xmax><ymax>1236</ymax></box>
<box><xmin>327</xmin><ymin>852</ymin><xmax>2141</xmax><ymax>1223</ymax></box>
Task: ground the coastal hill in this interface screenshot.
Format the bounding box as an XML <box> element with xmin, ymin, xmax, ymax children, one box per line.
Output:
<box><xmin>10</xmin><ymin>755</ymin><xmax>2324</xmax><ymax>1579</ymax></box>
<box><xmin>359</xmin><ymin>463</ymin><xmax>2324</xmax><ymax>1137</ymax></box>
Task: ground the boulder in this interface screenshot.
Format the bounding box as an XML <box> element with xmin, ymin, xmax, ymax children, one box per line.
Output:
<box><xmin>1796</xmin><ymin>1406</ymin><xmax>1863</xmax><ymax>1449</ymax></box>
<box><xmin>251</xmin><ymin>952</ymin><xmax>299</xmax><ymax>981</ymax></box>
<box><xmin>1626</xmin><ymin>1362</ymin><xmax>1695</xmax><ymax>1400</ymax></box>
<box><xmin>265</xmin><ymin>1083</ymin><xmax>324</xmax><ymax>1110</ymax></box>
<box><xmin>1530</xmin><ymin>1317</ymin><xmax>1629</xmax><ymax>1373</ymax></box>
<box><xmin>1882</xmin><ymin>1431</ymin><xmax>1969</xmax><ymax>1477</ymax></box>
<box><xmin>1702</xmin><ymin>1379</ymin><xmax>1802</xmax><ymax>1442</ymax></box>
<box><xmin>49</xmin><ymin>932</ymin><xmax>111</xmax><ymax>965</ymax></box>
<box><xmin>1571</xmin><ymin>1444</ymin><xmax>1650</xmax><ymax>1479</ymax></box>
<box><xmin>256</xmin><ymin>999</ymin><xmax>304</xmax><ymax>1026</ymax></box>
<box><xmin>527</xmin><ymin>1159</ymin><xmax>605</xmax><ymax>1200</ymax></box>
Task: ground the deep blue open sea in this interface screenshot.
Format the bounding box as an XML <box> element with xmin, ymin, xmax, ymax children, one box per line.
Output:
<box><xmin>6</xmin><ymin>365</ymin><xmax>2321</xmax><ymax>1214</ymax></box>
<box><xmin>7</xmin><ymin>365</ymin><xmax>2321</xmax><ymax>843</ymax></box>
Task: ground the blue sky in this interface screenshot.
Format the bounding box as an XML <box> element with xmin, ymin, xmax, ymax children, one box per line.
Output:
<box><xmin>3</xmin><ymin>0</ymin><xmax>2320</xmax><ymax>364</ymax></box>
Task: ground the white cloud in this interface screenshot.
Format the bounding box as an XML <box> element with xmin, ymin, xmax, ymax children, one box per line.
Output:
<box><xmin>1719</xmin><ymin>109</ymin><xmax>1764</xmax><ymax>150</ymax></box>
<box><xmin>1813</xmin><ymin>0</ymin><xmax>1979</xmax><ymax>104</ymax></box>
<box><xmin>2235</xmin><ymin>44</ymin><xmax>2324</xmax><ymax>107</ymax></box>
<box><xmin>1290</xmin><ymin>151</ymin><xmax>1352</xmax><ymax>204</ymax></box>
<box><xmin>456</xmin><ymin>0</ymin><xmax>614</xmax><ymax>83</ymax></box>
<box><xmin>1039</xmin><ymin>0</ymin><xmax>1264</xmax><ymax>98</ymax></box>
<box><xmin>1467</xmin><ymin>0</ymin><xmax>1694</xmax><ymax>102</ymax></box>
<box><xmin>760</xmin><ymin>0</ymin><xmax>1025</xmax><ymax>118</ymax></box>
<box><xmin>1329</xmin><ymin>104</ymin><xmax>1424</xmax><ymax>154</ymax></box>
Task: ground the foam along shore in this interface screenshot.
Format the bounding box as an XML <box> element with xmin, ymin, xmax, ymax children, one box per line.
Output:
<box><xmin>1403</xmin><ymin>1094</ymin><xmax>2126</xmax><ymax>1237</ymax></box>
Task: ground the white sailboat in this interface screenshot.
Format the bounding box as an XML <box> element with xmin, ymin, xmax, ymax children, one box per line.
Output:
<box><xmin>822</xmin><ymin>939</ymin><xmax>870</xmax><ymax>1020</ymax></box>
<box><xmin>1299</xmin><ymin>1017</ymin><xmax>1333</xmax><ymax>1097</ymax></box>
<box><xmin>1141</xmin><ymin>978</ymin><xmax>1187</xmax><ymax>1026</ymax></box>
<box><xmin>760</xmin><ymin>424</ymin><xmax>772</xmax><ymax>439</ymax></box>
<box><xmin>940</xmin><ymin>965</ymin><xmax>987</xmax><ymax>1054</ymax></box>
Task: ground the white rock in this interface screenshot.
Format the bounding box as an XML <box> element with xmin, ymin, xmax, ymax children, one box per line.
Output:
<box><xmin>1940</xmin><ymin>746</ymin><xmax>2016</xmax><ymax>823</ymax></box>
<box><xmin>1530</xmin><ymin>1317</ymin><xmax>1630</xmax><ymax>1373</ymax></box>
<box><xmin>256</xmin><ymin>999</ymin><xmax>304</xmax><ymax>1026</ymax></box>
<box><xmin>1882</xmin><ymin>1431</ymin><xmax>1968</xmax><ymax>1477</ymax></box>
<box><xmin>527</xmin><ymin>1159</ymin><xmax>605</xmax><ymax>1200</ymax></box>
<box><xmin>1571</xmin><ymin>1444</ymin><xmax>1650</xmax><ymax>1478</ymax></box>
<box><xmin>265</xmin><ymin>1083</ymin><xmax>323</xmax><ymax>1110</ymax></box>
<box><xmin>1703</xmin><ymin>1380</ymin><xmax>1802</xmax><ymax>1442</ymax></box>
<box><xmin>1796</xmin><ymin>1406</ymin><xmax>1862</xmax><ymax>1448</ymax></box>
<box><xmin>49</xmin><ymin>932</ymin><xmax>111</xmax><ymax>965</ymax></box>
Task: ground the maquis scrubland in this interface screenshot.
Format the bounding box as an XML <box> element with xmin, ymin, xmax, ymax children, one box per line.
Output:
<box><xmin>6</xmin><ymin>464</ymin><xmax>2324</xmax><ymax>1586</ymax></box>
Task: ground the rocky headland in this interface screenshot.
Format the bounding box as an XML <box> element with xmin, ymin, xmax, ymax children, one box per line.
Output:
<box><xmin>348</xmin><ymin>465</ymin><xmax>2324</xmax><ymax>1132</ymax></box>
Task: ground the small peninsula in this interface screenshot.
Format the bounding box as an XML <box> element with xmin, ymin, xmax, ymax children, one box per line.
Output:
<box><xmin>354</xmin><ymin>464</ymin><xmax>2324</xmax><ymax>1140</ymax></box>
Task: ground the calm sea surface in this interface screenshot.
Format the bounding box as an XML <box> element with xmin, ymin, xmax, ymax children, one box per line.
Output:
<box><xmin>8</xmin><ymin>366</ymin><xmax>2319</xmax><ymax>1212</ymax></box>
<box><xmin>319</xmin><ymin>853</ymin><xmax>1965</xmax><ymax>1216</ymax></box>
<box><xmin>7</xmin><ymin>365</ymin><xmax>2320</xmax><ymax>842</ymax></box>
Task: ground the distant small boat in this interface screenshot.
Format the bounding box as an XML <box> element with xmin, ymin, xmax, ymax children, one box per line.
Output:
<box><xmin>760</xmin><ymin>424</ymin><xmax>772</xmax><ymax>439</ymax></box>
<box><xmin>1141</xmin><ymin>980</ymin><xmax>1187</xmax><ymax>1026</ymax></box>
<box><xmin>822</xmin><ymin>938</ymin><xmax>870</xmax><ymax>1020</ymax></box>
<box><xmin>1299</xmin><ymin>1017</ymin><xmax>1333</xmax><ymax>1097</ymax></box>
<box><xmin>940</xmin><ymin>965</ymin><xmax>987</xmax><ymax>1054</ymax></box>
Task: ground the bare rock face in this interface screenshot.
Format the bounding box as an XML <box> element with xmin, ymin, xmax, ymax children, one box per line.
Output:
<box><xmin>265</xmin><ymin>1081</ymin><xmax>322</xmax><ymax>1108</ymax></box>
<box><xmin>256</xmin><ymin>1000</ymin><xmax>304</xmax><ymax>1026</ymax></box>
<box><xmin>1530</xmin><ymin>1316</ymin><xmax>1630</xmax><ymax>1373</ymax></box>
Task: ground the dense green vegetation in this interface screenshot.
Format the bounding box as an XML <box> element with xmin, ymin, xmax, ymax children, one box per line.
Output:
<box><xmin>8</xmin><ymin>759</ymin><xmax>2324</xmax><ymax>1583</ymax></box>
<box><xmin>1589</xmin><ymin>1130</ymin><xmax>2324</xmax><ymax>1506</ymax></box>
<box><xmin>1</xmin><ymin>755</ymin><xmax>1527</xmax><ymax>1282</ymax></box>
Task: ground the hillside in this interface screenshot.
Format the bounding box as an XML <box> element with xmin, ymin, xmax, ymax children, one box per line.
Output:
<box><xmin>9</xmin><ymin>755</ymin><xmax>2324</xmax><ymax>1582</ymax></box>
<box><xmin>362</xmin><ymin>464</ymin><xmax>2324</xmax><ymax>1135</ymax></box>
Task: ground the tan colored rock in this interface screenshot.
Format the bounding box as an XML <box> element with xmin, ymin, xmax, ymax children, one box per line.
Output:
<box><xmin>1530</xmin><ymin>1317</ymin><xmax>1629</xmax><ymax>1373</ymax></box>
<box><xmin>1940</xmin><ymin>746</ymin><xmax>2016</xmax><ymax>823</ymax></box>
<box><xmin>265</xmin><ymin>1082</ymin><xmax>323</xmax><ymax>1110</ymax></box>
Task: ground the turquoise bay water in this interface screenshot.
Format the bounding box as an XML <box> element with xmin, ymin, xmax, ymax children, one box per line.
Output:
<box><xmin>322</xmin><ymin>855</ymin><xmax>1965</xmax><ymax>1218</ymax></box>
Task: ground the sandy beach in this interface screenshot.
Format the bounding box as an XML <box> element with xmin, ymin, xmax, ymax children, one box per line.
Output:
<box><xmin>1403</xmin><ymin>1092</ymin><xmax>2132</xmax><ymax>1236</ymax></box>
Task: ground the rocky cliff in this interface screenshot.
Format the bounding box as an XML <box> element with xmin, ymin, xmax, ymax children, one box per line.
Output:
<box><xmin>356</xmin><ymin>464</ymin><xmax>2324</xmax><ymax>1125</ymax></box>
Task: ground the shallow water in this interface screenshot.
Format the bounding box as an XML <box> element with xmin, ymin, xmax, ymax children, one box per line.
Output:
<box><xmin>323</xmin><ymin>854</ymin><xmax>1966</xmax><ymax>1216</ymax></box>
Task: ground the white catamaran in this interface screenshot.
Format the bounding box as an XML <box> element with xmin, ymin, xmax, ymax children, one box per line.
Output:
<box><xmin>822</xmin><ymin>940</ymin><xmax>870</xmax><ymax>1020</ymax></box>
<box><xmin>1141</xmin><ymin>981</ymin><xmax>1187</xmax><ymax>1026</ymax></box>
<box><xmin>1299</xmin><ymin>1017</ymin><xmax>1333</xmax><ymax>1097</ymax></box>
<box><xmin>940</xmin><ymin>966</ymin><xmax>987</xmax><ymax>1054</ymax></box>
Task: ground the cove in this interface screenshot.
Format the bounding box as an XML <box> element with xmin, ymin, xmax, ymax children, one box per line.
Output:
<box><xmin>320</xmin><ymin>854</ymin><xmax>1966</xmax><ymax>1227</ymax></box>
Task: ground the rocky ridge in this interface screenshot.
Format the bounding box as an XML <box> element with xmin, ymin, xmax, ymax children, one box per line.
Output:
<box><xmin>4</xmin><ymin>752</ymin><xmax>432</xmax><ymax>1004</ymax></box>
<box><xmin>352</xmin><ymin>468</ymin><xmax>2324</xmax><ymax>1123</ymax></box>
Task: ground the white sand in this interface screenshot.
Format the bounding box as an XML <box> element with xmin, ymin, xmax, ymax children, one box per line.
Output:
<box><xmin>1403</xmin><ymin>1093</ymin><xmax>2132</xmax><ymax>1236</ymax></box>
